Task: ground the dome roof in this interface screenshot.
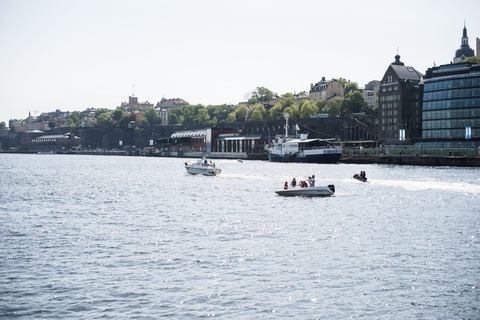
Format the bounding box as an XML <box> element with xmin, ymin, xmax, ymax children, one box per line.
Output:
<box><xmin>455</xmin><ymin>46</ymin><xmax>474</xmax><ymax>59</ymax></box>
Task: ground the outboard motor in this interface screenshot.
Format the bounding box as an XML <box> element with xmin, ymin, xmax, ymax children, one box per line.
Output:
<box><xmin>327</xmin><ymin>184</ymin><xmax>335</xmax><ymax>194</ymax></box>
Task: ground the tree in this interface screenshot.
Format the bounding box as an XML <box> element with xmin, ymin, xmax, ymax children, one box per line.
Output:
<box><xmin>69</xmin><ymin>111</ymin><xmax>80</xmax><ymax>126</ymax></box>
<box><xmin>182</xmin><ymin>105</ymin><xmax>195</xmax><ymax>125</ymax></box>
<box><xmin>95</xmin><ymin>109</ymin><xmax>109</xmax><ymax>118</ymax></box>
<box><xmin>227</xmin><ymin>112</ymin><xmax>236</xmax><ymax>122</ymax></box>
<box><xmin>144</xmin><ymin>108</ymin><xmax>161</xmax><ymax>125</ymax></box>
<box><xmin>235</xmin><ymin>105</ymin><xmax>248</xmax><ymax>121</ymax></box>
<box><xmin>113</xmin><ymin>108</ymin><xmax>124</xmax><ymax>122</ymax></box>
<box><xmin>97</xmin><ymin>113</ymin><xmax>113</xmax><ymax>127</ymax></box>
<box><xmin>250</xmin><ymin>87</ymin><xmax>276</xmax><ymax>105</ymax></box>
<box><xmin>299</xmin><ymin>100</ymin><xmax>316</xmax><ymax>118</ymax></box>
<box><xmin>250</xmin><ymin>109</ymin><xmax>263</xmax><ymax>121</ymax></box>
<box><xmin>341</xmin><ymin>91</ymin><xmax>365</xmax><ymax>115</ymax></box>
<box><xmin>269</xmin><ymin>103</ymin><xmax>283</xmax><ymax>120</ymax></box>
<box><xmin>456</xmin><ymin>56</ymin><xmax>480</xmax><ymax>64</ymax></box>
<box><xmin>0</xmin><ymin>121</ymin><xmax>6</xmax><ymax>130</ymax></box>
<box><xmin>195</xmin><ymin>108</ymin><xmax>210</xmax><ymax>124</ymax></box>
<box><xmin>64</xmin><ymin>118</ymin><xmax>75</xmax><ymax>127</ymax></box>
<box><xmin>169</xmin><ymin>113</ymin><xmax>179</xmax><ymax>125</ymax></box>
<box><xmin>344</xmin><ymin>82</ymin><xmax>359</xmax><ymax>94</ymax></box>
<box><xmin>324</xmin><ymin>100</ymin><xmax>342</xmax><ymax>117</ymax></box>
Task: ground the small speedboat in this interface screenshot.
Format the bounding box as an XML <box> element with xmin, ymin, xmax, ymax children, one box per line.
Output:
<box><xmin>353</xmin><ymin>171</ymin><xmax>367</xmax><ymax>182</ymax></box>
<box><xmin>275</xmin><ymin>185</ymin><xmax>335</xmax><ymax>197</ymax></box>
<box><xmin>185</xmin><ymin>159</ymin><xmax>221</xmax><ymax>176</ymax></box>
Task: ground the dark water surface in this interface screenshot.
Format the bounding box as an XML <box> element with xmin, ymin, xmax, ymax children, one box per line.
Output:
<box><xmin>1</xmin><ymin>154</ymin><xmax>479</xmax><ymax>319</ymax></box>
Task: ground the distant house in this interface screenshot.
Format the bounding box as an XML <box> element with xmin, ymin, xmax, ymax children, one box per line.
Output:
<box><xmin>154</xmin><ymin>107</ymin><xmax>169</xmax><ymax>125</ymax></box>
<box><xmin>309</xmin><ymin>78</ymin><xmax>345</xmax><ymax>102</ymax></box>
<box><xmin>361</xmin><ymin>80</ymin><xmax>380</xmax><ymax>109</ymax></box>
<box><xmin>156</xmin><ymin>98</ymin><xmax>189</xmax><ymax>109</ymax></box>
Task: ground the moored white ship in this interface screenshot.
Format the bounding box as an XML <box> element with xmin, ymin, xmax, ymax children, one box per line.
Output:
<box><xmin>265</xmin><ymin>114</ymin><xmax>342</xmax><ymax>163</ymax></box>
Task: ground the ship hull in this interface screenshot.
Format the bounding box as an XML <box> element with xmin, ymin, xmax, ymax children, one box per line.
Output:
<box><xmin>267</xmin><ymin>152</ymin><xmax>341</xmax><ymax>163</ymax></box>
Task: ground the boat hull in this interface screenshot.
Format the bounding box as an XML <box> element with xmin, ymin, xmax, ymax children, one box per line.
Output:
<box><xmin>185</xmin><ymin>166</ymin><xmax>221</xmax><ymax>176</ymax></box>
<box><xmin>275</xmin><ymin>185</ymin><xmax>335</xmax><ymax>197</ymax></box>
<box><xmin>268</xmin><ymin>152</ymin><xmax>341</xmax><ymax>164</ymax></box>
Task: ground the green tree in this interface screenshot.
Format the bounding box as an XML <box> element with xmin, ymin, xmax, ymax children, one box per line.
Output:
<box><xmin>250</xmin><ymin>87</ymin><xmax>276</xmax><ymax>105</ymax></box>
<box><xmin>324</xmin><ymin>100</ymin><xmax>342</xmax><ymax>117</ymax></box>
<box><xmin>169</xmin><ymin>113</ymin><xmax>179</xmax><ymax>125</ymax></box>
<box><xmin>299</xmin><ymin>100</ymin><xmax>316</xmax><ymax>118</ymax></box>
<box><xmin>195</xmin><ymin>108</ymin><xmax>210</xmax><ymax>124</ymax></box>
<box><xmin>456</xmin><ymin>56</ymin><xmax>480</xmax><ymax>64</ymax></box>
<box><xmin>227</xmin><ymin>112</ymin><xmax>236</xmax><ymax>122</ymax></box>
<box><xmin>0</xmin><ymin>121</ymin><xmax>7</xmax><ymax>130</ymax></box>
<box><xmin>97</xmin><ymin>113</ymin><xmax>113</xmax><ymax>127</ymax></box>
<box><xmin>344</xmin><ymin>82</ymin><xmax>359</xmax><ymax>94</ymax></box>
<box><xmin>69</xmin><ymin>111</ymin><xmax>80</xmax><ymax>126</ymax></box>
<box><xmin>269</xmin><ymin>103</ymin><xmax>284</xmax><ymax>120</ymax></box>
<box><xmin>235</xmin><ymin>105</ymin><xmax>248</xmax><ymax>121</ymax></box>
<box><xmin>64</xmin><ymin>118</ymin><xmax>75</xmax><ymax>127</ymax></box>
<box><xmin>113</xmin><ymin>108</ymin><xmax>124</xmax><ymax>122</ymax></box>
<box><xmin>144</xmin><ymin>108</ymin><xmax>161</xmax><ymax>125</ymax></box>
<box><xmin>341</xmin><ymin>91</ymin><xmax>365</xmax><ymax>115</ymax></box>
<box><xmin>95</xmin><ymin>109</ymin><xmax>109</xmax><ymax>118</ymax></box>
<box><xmin>182</xmin><ymin>105</ymin><xmax>195</xmax><ymax>124</ymax></box>
<box><xmin>250</xmin><ymin>109</ymin><xmax>263</xmax><ymax>121</ymax></box>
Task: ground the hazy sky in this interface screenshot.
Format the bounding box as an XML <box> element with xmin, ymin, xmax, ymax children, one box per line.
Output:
<box><xmin>1</xmin><ymin>0</ymin><xmax>479</xmax><ymax>124</ymax></box>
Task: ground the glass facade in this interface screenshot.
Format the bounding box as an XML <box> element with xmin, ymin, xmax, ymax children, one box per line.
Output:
<box><xmin>421</xmin><ymin>63</ymin><xmax>480</xmax><ymax>147</ymax></box>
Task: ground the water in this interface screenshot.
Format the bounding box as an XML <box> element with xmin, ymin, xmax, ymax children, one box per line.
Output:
<box><xmin>1</xmin><ymin>154</ymin><xmax>479</xmax><ymax>319</ymax></box>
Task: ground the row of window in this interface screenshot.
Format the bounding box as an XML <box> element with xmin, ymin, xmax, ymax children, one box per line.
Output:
<box><xmin>422</xmin><ymin>128</ymin><xmax>478</xmax><ymax>139</ymax></box>
<box><xmin>424</xmin><ymin>77</ymin><xmax>480</xmax><ymax>92</ymax></box>
<box><xmin>423</xmin><ymin>88</ymin><xmax>480</xmax><ymax>101</ymax></box>
<box><xmin>423</xmin><ymin>107</ymin><xmax>480</xmax><ymax>120</ymax></box>
<box><xmin>380</xmin><ymin>94</ymin><xmax>400</xmax><ymax>102</ymax></box>
<box><xmin>423</xmin><ymin>118</ymin><xmax>480</xmax><ymax>130</ymax></box>
<box><xmin>381</xmin><ymin>125</ymin><xmax>399</xmax><ymax>132</ymax></box>
<box><xmin>381</xmin><ymin>110</ymin><xmax>399</xmax><ymax>117</ymax></box>
<box><xmin>423</xmin><ymin>97</ymin><xmax>480</xmax><ymax>110</ymax></box>
<box><xmin>381</xmin><ymin>85</ymin><xmax>399</xmax><ymax>92</ymax></box>
<box><xmin>381</xmin><ymin>102</ymin><xmax>399</xmax><ymax>109</ymax></box>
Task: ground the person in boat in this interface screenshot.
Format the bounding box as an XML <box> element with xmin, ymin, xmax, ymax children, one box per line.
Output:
<box><xmin>284</xmin><ymin>182</ymin><xmax>289</xmax><ymax>189</ymax></box>
<box><xmin>311</xmin><ymin>175</ymin><xmax>315</xmax><ymax>187</ymax></box>
<box><xmin>290</xmin><ymin>178</ymin><xmax>297</xmax><ymax>188</ymax></box>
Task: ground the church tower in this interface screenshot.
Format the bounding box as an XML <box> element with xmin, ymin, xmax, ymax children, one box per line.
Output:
<box><xmin>453</xmin><ymin>22</ymin><xmax>475</xmax><ymax>62</ymax></box>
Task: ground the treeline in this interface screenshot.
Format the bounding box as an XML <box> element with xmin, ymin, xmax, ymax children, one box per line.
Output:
<box><xmin>168</xmin><ymin>85</ymin><xmax>374</xmax><ymax>125</ymax></box>
<box><xmin>60</xmin><ymin>83</ymin><xmax>375</xmax><ymax>128</ymax></box>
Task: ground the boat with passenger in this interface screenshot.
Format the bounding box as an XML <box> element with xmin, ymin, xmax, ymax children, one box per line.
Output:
<box><xmin>275</xmin><ymin>184</ymin><xmax>335</xmax><ymax>197</ymax></box>
<box><xmin>352</xmin><ymin>171</ymin><xmax>367</xmax><ymax>182</ymax></box>
<box><xmin>184</xmin><ymin>159</ymin><xmax>221</xmax><ymax>176</ymax></box>
<box><xmin>265</xmin><ymin>114</ymin><xmax>342</xmax><ymax>163</ymax></box>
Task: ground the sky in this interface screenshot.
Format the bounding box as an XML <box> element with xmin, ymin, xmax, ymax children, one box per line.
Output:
<box><xmin>1</xmin><ymin>0</ymin><xmax>479</xmax><ymax>124</ymax></box>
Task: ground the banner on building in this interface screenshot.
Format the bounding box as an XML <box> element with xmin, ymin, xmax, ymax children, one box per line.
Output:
<box><xmin>465</xmin><ymin>126</ymin><xmax>472</xmax><ymax>139</ymax></box>
<box><xmin>399</xmin><ymin>129</ymin><xmax>405</xmax><ymax>141</ymax></box>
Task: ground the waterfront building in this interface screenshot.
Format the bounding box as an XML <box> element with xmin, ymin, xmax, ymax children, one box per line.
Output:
<box><xmin>453</xmin><ymin>23</ymin><xmax>475</xmax><ymax>63</ymax></box>
<box><xmin>377</xmin><ymin>54</ymin><xmax>423</xmax><ymax>144</ymax></box>
<box><xmin>30</xmin><ymin>132</ymin><xmax>81</xmax><ymax>152</ymax></box>
<box><xmin>420</xmin><ymin>62</ymin><xmax>480</xmax><ymax>148</ymax></box>
<box><xmin>309</xmin><ymin>77</ymin><xmax>344</xmax><ymax>102</ymax></box>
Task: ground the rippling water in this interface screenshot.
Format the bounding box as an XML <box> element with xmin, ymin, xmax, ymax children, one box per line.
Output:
<box><xmin>1</xmin><ymin>154</ymin><xmax>479</xmax><ymax>319</ymax></box>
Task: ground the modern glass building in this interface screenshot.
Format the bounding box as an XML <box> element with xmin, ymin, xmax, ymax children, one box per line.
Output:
<box><xmin>421</xmin><ymin>62</ymin><xmax>480</xmax><ymax>148</ymax></box>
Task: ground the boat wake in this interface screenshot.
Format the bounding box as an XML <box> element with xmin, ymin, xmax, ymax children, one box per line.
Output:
<box><xmin>370</xmin><ymin>179</ymin><xmax>480</xmax><ymax>194</ymax></box>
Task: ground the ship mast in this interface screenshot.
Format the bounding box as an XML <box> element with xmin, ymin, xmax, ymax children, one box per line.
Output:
<box><xmin>284</xmin><ymin>113</ymin><xmax>289</xmax><ymax>139</ymax></box>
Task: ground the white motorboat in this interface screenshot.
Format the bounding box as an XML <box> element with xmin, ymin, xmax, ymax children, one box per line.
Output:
<box><xmin>184</xmin><ymin>159</ymin><xmax>221</xmax><ymax>176</ymax></box>
<box><xmin>275</xmin><ymin>185</ymin><xmax>335</xmax><ymax>197</ymax></box>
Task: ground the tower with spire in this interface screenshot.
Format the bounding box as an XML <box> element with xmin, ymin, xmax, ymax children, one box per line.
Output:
<box><xmin>453</xmin><ymin>22</ymin><xmax>475</xmax><ymax>63</ymax></box>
